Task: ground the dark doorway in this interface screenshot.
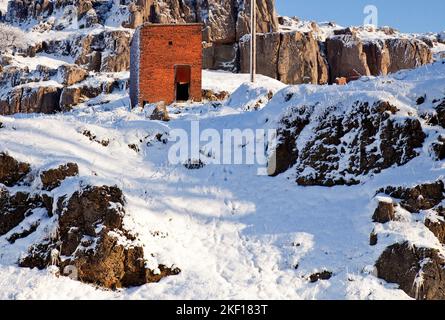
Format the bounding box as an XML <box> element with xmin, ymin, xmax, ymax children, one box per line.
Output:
<box><xmin>175</xmin><ymin>65</ymin><xmax>191</xmax><ymax>102</ymax></box>
<box><xmin>176</xmin><ymin>83</ymin><xmax>190</xmax><ymax>101</ymax></box>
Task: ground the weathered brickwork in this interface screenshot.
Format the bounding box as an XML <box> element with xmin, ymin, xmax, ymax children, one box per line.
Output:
<box><xmin>131</xmin><ymin>24</ymin><xmax>203</xmax><ymax>107</ymax></box>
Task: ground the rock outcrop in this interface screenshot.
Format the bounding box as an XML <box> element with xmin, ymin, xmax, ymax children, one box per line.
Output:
<box><xmin>376</xmin><ymin>242</ymin><xmax>445</xmax><ymax>300</ymax></box>
<box><xmin>240</xmin><ymin>31</ymin><xmax>329</xmax><ymax>85</ymax></box>
<box><xmin>0</xmin><ymin>84</ymin><xmax>62</xmax><ymax>115</ymax></box>
<box><xmin>270</xmin><ymin>99</ymin><xmax>425</xmax><ymax>186</ymax></box>
<box><xmin>372</xmin><ymin>180</ymin><xmax>445</xmax><ymax>299</ymax></box>
<box><xmin>326</xmin><ymin>28</ymin><xmax>432</xmax><ymax>83</ymax></box>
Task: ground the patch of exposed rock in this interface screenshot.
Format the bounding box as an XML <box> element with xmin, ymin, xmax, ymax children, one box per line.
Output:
<box><xmin>0</xmin><ymin>152</ymin><xmax>31</xmax><ymax>187</ymax></box>
<box><xmin>380</xmin><ymin>181</ymin><xmax>445</xmax><ymax>213</ymax></box>
<box><xmin>40</xmin><ymin>163</ymin><xmax>79</xmax><ymax>191</ymax></box>
<box><xmin>270</xmin><ymin>100</ymin><xmax>425</xmax><ymax>186</ymax></box>
<box><xmin>0</xmin><ymin>84</ymin><xmax>62</xmax><ymax>115</ymax></box>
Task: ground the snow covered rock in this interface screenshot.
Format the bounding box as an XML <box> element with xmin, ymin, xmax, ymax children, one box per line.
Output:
<box><xmin>380</xmin><ymin>181</ymin><xmax>445</xmax><ymax>213</ymax></box>
<box><xmin>147</xmin><ymin>102</ymin><xmax>170</xmax><ymax>122</ymax></box>
<box><xmin>373</xmin><ymin>181</ymin><xmax>445</xmax><ymax>299</ymax></box>
<box><xmin>0</xmin><ymin>152</ymin><xmax>30</xmax><ymax>187</ymax></box>
<box><xmin>271</xmin><ymin>99</ymin><xmax>425</xmax><ymax>186</ymax></box>
<box><xmin>0</xmin><ymin>190</ymin><xmax>51</xmax><ymax>237</ymax></box>
<box><xmin>19</xmin><ymin>84</ymin><xmax>62</xmax><ymax>114</ymax></box>
<box><xmin>372</xmin><ymin>200</ymin><xmax>396</xmax><ymax>223</ymax></box>
<box><xmin>438</xmin><ymin>32</ymin><xmax>445</xmax><ymax>44</ymax></box>
<box><xmin>40</xmin><ymin>163</ymin><xmax>79</xmax><ymax>191</ymax></box>
<box><xmin>376</xmin><ymin>242</ymin><xmax>445</xmax><ymax>300</ymax></box>
<box><xmin>19</xmin><ymin>184</ymin><xmax>180</xmax><ymax>289</ymax></box>
<box><xmin>431</xmin><ymin>136</ymin><xmax>445</xmax><ymax>161</ymax></box>
<box><xmin>100</xmin><ymin>30</ymin><xmax>131</xmax><ymax>73</ymax></box>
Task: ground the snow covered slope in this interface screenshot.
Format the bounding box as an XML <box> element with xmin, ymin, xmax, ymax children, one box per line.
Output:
<box><xmin>1</xmin><ymin>58</ymin><xmax>444</xmax><ymax>299</ymax></box>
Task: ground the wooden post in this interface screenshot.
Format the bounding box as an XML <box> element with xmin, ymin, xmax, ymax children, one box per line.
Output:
<box><xmin>250</xmin><ymin>0</ymin><xmax>256</xmax><ymax>83</ymax></box>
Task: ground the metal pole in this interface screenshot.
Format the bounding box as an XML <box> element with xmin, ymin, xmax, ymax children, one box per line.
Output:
<box><xmin>250</xmin><ymin>0</ymin><xmax>256</xmax><ymax>83</ymax></box>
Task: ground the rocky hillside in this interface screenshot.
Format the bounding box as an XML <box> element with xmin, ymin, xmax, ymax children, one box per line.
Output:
<box><xmin>1</xmin><ymin>60</ymin><xmax>445</xmax><ymax>299</ymax></box>
<box><xmin>0</xmin><ymin>0</ymin><xmax>442</xmax><ymax>118</ymax></box>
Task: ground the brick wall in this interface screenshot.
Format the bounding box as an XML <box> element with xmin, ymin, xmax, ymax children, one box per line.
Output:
<box><xmin>135</xmin><ymin>24</ymin><xmax>203</xmax><ymax>106</ymax></box>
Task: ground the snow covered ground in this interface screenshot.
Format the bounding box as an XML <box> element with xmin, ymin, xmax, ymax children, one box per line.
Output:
<box><xmin>1</xmin><ymin>58</ymin><xmax>445</xmax><ymax>299</ymax></box>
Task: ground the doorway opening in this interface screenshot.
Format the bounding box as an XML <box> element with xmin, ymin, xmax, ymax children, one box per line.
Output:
<box><xmin>175</xmin><ymin>65</ymin><xmax>191</xmax><ymax>102</ymax></box>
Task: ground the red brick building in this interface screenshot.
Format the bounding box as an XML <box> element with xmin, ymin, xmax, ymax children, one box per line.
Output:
<box><xmin>130</xmin><ymin>24</ymin><xmax>203</xmax><ymax>107</ymax></box>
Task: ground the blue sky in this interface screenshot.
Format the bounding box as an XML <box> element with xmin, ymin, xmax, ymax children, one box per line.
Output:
<box><xmin>275</xmin><ymin>0</ymin><xmax>445</xmax><ymax>33</ymax></box>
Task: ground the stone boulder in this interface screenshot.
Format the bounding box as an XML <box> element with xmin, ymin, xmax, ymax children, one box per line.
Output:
<box><xmin>376</xmin><ymin>242</ymin><xmax>445</xmax><ymax>300</ymax></box>
<box><xmin>149</xmin><ymin>102</ymin><xmax>170</xmax><ymax>122</ymax></box>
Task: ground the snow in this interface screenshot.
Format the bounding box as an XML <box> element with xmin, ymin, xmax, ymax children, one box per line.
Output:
<box><xmin>0</xmin><ymin>0</ymin><xmax>8</xmax><ymax>14</ymax></box>
<box><xmin>1</xmin><ymin>60</ymin><xmax>445</xmax><ymax>300</ymax></box>
<box><xmin>202</xmin><ymin>70</ymin><xmax>286</xmax><ymax>94</ymax></box>
<box><xmin>10</xmin><ymin>54</ymin><xmax>69</xmax><ymax>71</ymax></box>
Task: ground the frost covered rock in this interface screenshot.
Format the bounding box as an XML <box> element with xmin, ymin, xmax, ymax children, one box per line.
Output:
<box><xmin>147</xmin><ymin>102</ymin><xmax>170</xmax><ymax>122</ymax></box>
<box><xmin>376</xmin><ymin>242</ymin><xmax>445</xmax><ymax>300</ymax></box>
<box><xmin>373</xmin><ymin>181</ymin><xmax>445</xmax><ymax>299</ymax></box>
<box><xmin>20</xmin><ymin>185</ymin><xmax>180</xmax><ymax>289</ymax></box>
<box><xmin>271</xmin><ymin>99</ymin><xmax>425</xmax><ymax>186</ymax></box>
